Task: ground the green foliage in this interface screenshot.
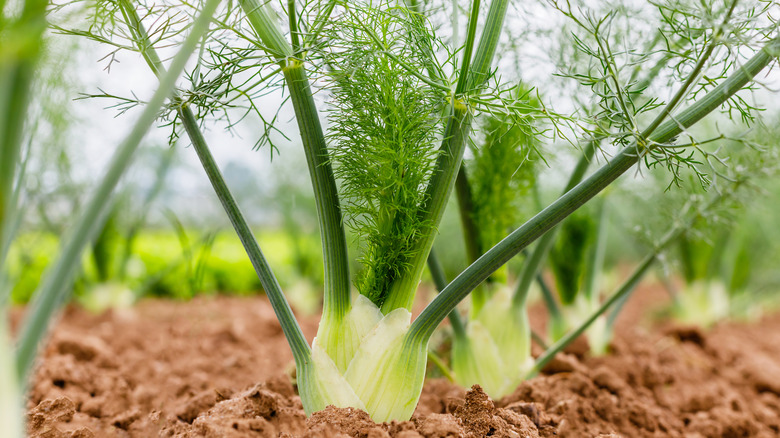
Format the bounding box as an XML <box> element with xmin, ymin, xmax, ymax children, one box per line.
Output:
<box><xmin>6</xmin><ymin>229</ymin><xmax>323</xmax><ymax>304</ymax></box>
<box><xmin>326</xmin><ymin>1</ymin><xmax>445</xmax><ymax>308</ymax></box>
<box><xmin>469</xmin><ymin>90</ymin><xmax>539</xmax><ymax>252</ymax></box>
<box><xmin>6</xmin><ymin>233</ymin><xmax>58</xmax><ymax>304</ymax></box>
<box><xmin>130</xmin><ymin>231</ymin><xmax>314</xmax><ymax>298</ymax></box>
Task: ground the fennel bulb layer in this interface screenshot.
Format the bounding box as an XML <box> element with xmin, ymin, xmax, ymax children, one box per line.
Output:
<box><xmin>674</xmin><ymin>280</ymin><xmax>730</xmax><ymax>328</ymax></box>
<box><xmin>451</xmin><ymin>287</ymin><xmax>533</xmax><ymax>399</ymax></box>
<box><xmin>299</xmin><ymin>295</ymin><xmax>427</xmax><ymax>422</ymax></box>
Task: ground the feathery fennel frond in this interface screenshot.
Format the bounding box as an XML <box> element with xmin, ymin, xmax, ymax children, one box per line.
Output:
<box><xmin>469</xmin><ymin>88</ymin><xmax>540</xmax><ymax>253</ymax></box>
<box><xmin>55</xmin><ymin>0</ymin><xmax>289</xmax><ymax>152</ymax></box>
<box><xmin>325</xmin><ymin>0</ymin><xmax>446</xmax><ymax>308</ymax></box>
<box><xmin>551</xmin><ymin>0</ymin><xmax>778</xmax><ymax>189</ymax></box>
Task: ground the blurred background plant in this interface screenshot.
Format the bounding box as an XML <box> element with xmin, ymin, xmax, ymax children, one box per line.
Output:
<box><xmin>659</xmin><ymin>124</ymin><xmax>780</xmax><ymax>327</ymax></box>
<box><xmin>2</xmin><ymin>0</ymin><xmax>55</xmax><ymax>430</ymax></box>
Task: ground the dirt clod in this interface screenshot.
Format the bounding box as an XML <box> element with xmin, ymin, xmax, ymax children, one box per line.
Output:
<box><xmin>591</xmin><ymin>366</ymin><xmax>625</xmax><ymax>395</ymax></box>
<box><xmin>539</xmin><ymin>352</ymin><xmax>582</xmax><ymax>375</ymax></box>
<box><xmin>665</xmin><ymin>325</ymin><xmax>707</xmax><ymax>346</ymax></box>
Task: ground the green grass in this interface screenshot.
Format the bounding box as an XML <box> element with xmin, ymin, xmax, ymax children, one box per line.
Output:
<box><xmin>5</xmin><ymin>229</ymin><xmax>323</xmax><ymax>304</ymax></box>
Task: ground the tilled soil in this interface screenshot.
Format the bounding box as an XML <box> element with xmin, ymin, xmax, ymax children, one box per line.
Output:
<box><xmin>16</xmin><ymin>285</ymin><xmax>780</xmax><ymax>437</ymax></box>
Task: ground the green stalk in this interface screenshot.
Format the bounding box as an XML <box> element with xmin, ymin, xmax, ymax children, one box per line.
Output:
<box><xmin>536</xmin><ymin>271</ymin><xmax>563</xmax><ymax>337</ymax></box>
<box><xmin>239</xmin><ymin>2</ymin><xmax>351</xmax><ymax>321</ymax></box>
<box><xmin>381</xmin><ymin>0</ymin><xmax>510</xmax><ymax>313</ymax></box>
<box><xmin>239</xmin><ymin>0</ymin><xmax>294</xmax><ymax>60</ymax></box>
<box><xmin>454</xmin><ymin>166</ymin><xmax>483</xmax><ymax>267</ymax></box>
<box><xmin>282</xmin><ymin>61</ymin><xmax>351</xmax><ymax>320</ymax></box>
<box><xmin>427</xmin><ymin>249</ymin><xmax>465</xmax><ymax>338</ymax></box>
<box><xmin>531</xmin><ymin>330</ymin><xmax>549</xmax><ymax>351</ymax></box>
<box><xmin>427</xmin><ymin>350</ymin><xmax>456</xmax><ymax>382</ymax></box>
<box><xmin>604</xmin><ymin>278</ymin><xmax>635</xmax><ymax>331</ymax></box>
<box><xmin>454</xmin><ymin>0</ymin><xmax>482</xmax><ymax>95</ymax></box>
<box><xmin>14</xmin><ymin>0</ymin><xmax>222</xmax><ymax>383</ymax></box>
<box><xmin>118</xmin><ymin>0</ymin><xmax>311</xmax><ymax>363</ymax></box>
<box><xmin>534</xmin><ymin>271</ymin><xmax>558</xmax><ymax>312</ymax></box>
<box><xmin>0</xmin><ymin>143</ymin><xmax>30</xmax><ymax>278</ymax></box>
<box><xmin>287</xmin><ymin>0</ymin><xmax>300</xmax><ymax>52</ymax></box>
<box><xmin>117</xmin><ymin>0</ymin><xmax>165</xmax><ymax>75</ymax></box>
<box><xmin>410</xmin><ymin>35</ymin><xmax>780</xmax><ymax>341</ymax></box>
<box><xmin>453</xmin><ymin>151</ymin><xmax>491</xmax><ymax>315</ymax></box>
<box><xmin>180</xmin><ymin>107</ymin><xmax>310</xmax><ymax>362</ymax></box>
<box><xmin>583</xmin><ymin>198</ymin><xmax>608</xmax><ymax>303</ymax></box>
<box><xmin>0</xmin><ymin>178</ymin><xmax>22</xmax><ymax>279</ymax></box>
<box><xmin>464</xmin><ymin>0</ymin><xmax>509</xmax><ymax>90</ymax></box>
<box><xmin>1</xmin><ymin>0</ymin><xmax>47</xmax><ymax>273</ymax></box>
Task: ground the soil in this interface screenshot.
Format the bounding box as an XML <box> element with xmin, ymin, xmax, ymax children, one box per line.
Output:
<box><xmin>14</xmin><ymin>282</ymin><xmax>780</xmax><ymax>437</ymax></box>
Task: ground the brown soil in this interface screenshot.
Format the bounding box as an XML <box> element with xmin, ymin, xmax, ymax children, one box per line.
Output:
<box><xmin>16</xmin><ymin>283</ymin><xmax>780</xmax><ymax>437</ymax></box>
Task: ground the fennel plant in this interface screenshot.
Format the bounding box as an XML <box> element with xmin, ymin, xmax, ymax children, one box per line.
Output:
<box><xmin>445</xmin><ymin>90</ymin><xmax>543</xmax><ymax>397</ymax></box>
<box><xmin>672</xmin><ymin>218</ymin><xmax>733</xmax><ymax>326</ymax></box>
<box><xmin>665</xmin><ymin>141</ymin><xmax>780</xmax><ymax>327</ymax></box>
<box><xmin>547</xmin><ymin>198</ymin><xmax>610</xmax><ymax>350</ymax></box>
<box><xmin>73</xmin><ymin>0</ymin><xmax>522</xmax><ymax>421</ymax></box>
<box><xmin>62</xmin><ymin>0</ymin><xmax>780</xmax><ymax>423</ymax></box>
<box><xmin>439</xmin><ymin>0</ymin><xmax>780</xmax><ymax>398</ymax></box>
